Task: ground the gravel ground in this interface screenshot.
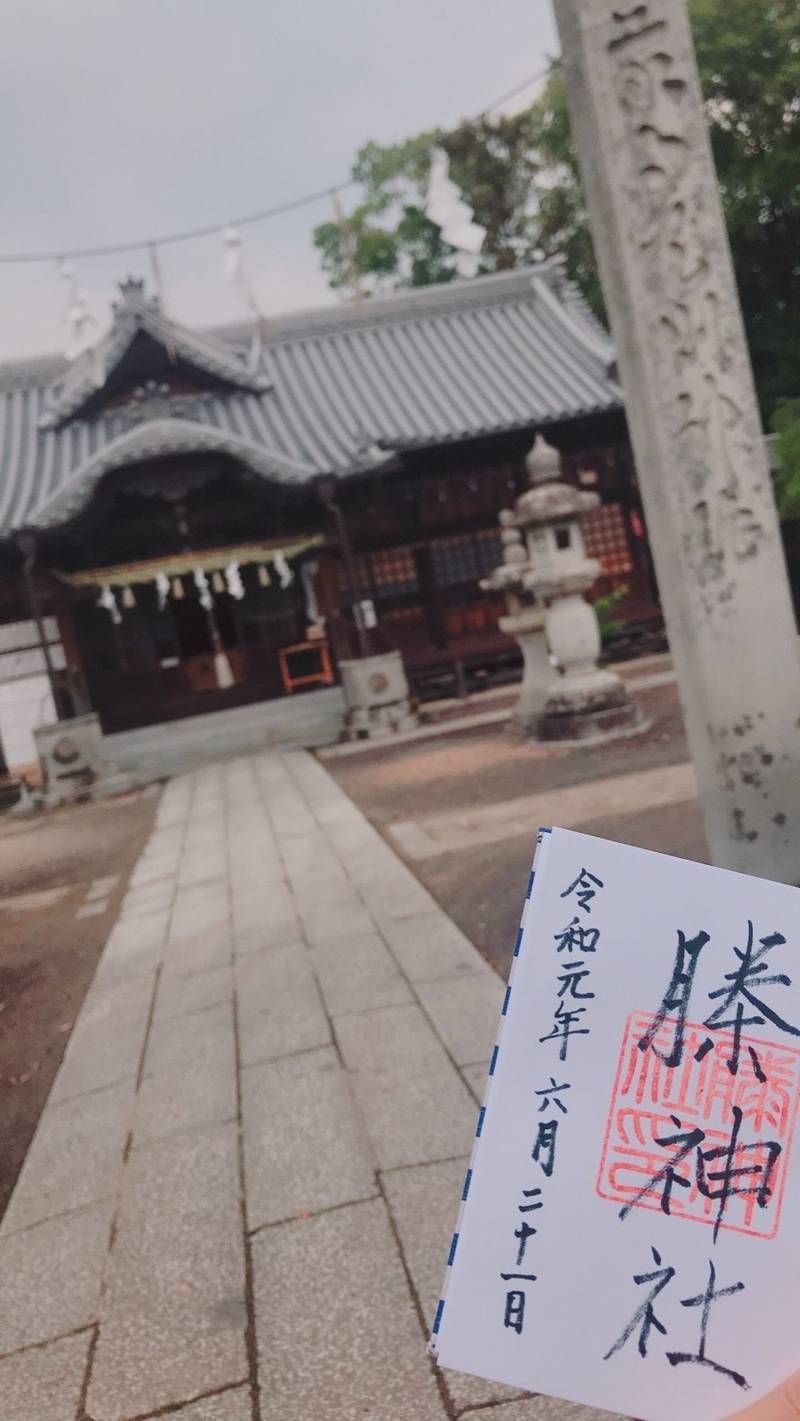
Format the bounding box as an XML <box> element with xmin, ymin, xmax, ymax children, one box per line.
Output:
<box><xmin>325</xmin><ymin>681</ymin><xmax>709</xmax><ymax>977</ymax></box>
<box><xmin>0</xmin><ymin>786</ymin><xmax>160</xmax><ymax>1217</ymax></box>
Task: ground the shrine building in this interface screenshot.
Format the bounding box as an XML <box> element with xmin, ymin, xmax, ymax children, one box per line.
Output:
<box><xmin>0</xmin><ymin>262</ymin><xmax>657</xmax><ymax>777</ymax></box>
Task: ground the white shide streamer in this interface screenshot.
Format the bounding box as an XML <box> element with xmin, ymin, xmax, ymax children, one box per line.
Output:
<box><xmin>425</xmin><ymin>148</ymin><xmax>486</xmax><ymax>278</ymax></box>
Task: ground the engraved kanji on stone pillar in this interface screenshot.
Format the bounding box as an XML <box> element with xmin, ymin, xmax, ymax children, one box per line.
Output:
<box><xmin>553</xmin><ymin>0</ymin><xmax>800</xmax><ymax>879</ymax></box>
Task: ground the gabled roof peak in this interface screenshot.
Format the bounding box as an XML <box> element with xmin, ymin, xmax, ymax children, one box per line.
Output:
<box><xmin>38</xmin><ymin>277</ymin><xmax>271</xmax><ymax>431</ymax></box>
<box><xmin>112</xmin><ymin>275</ymin><xmax>157</xmax><ymax>316</ymax></box>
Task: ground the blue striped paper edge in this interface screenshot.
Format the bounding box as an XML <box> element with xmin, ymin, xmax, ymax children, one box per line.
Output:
<box><xmin>427</xmin><ymin>825</ymin><xmax>554</xmax><ymax>1357</ymax></box>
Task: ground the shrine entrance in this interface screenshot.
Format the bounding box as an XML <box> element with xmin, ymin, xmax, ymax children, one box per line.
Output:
<box><xmin>62</xmin><ymin>538</ymin><xmax>335</xmax><ymax>733</ymax></box>
<box><xmin>31</xmin><ymin>437</ymin><xmax>340</xmax><ymax>733</ymax></box>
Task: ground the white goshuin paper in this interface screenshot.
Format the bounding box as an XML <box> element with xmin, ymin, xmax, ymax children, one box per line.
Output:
<box><xmin>432</xmin><ymin>828</ymin><xmax>800</xmax><ymax>1421</ymax></box>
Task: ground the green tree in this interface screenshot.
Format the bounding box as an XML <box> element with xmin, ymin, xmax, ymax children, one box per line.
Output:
<box><xmin>527</xmin><ymin>67</ymin><xmax>603</xmax><ymax>318</ymax></box>
<box><xmin>317</xmin><ymin>0</ymin><xmax>800</xmax><ymax>419</ymax></box>
<box><xmin>313</xmin><ymin>113</ymin><xmax>543</xmax><ymax>296</ymax></box>
<box><xmin>771</xmin><ymin>401</ymin><xmax>800</xmax><ymax>521</ymax></box>
<box><xmin>691</xmin><ymin>0</ymin><xmax>800</xmax><ymax>417</ymax></box>
<box><xmin>505</xmin><ymin>0</ymin><xmax>800</xmax><ymax>418</ymax></box>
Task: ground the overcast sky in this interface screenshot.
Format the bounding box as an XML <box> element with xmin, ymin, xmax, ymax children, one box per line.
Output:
<box><xmin>0</xmin><ymin>0</ymin><xmax>558</xmax><ymax>362</ymax></box>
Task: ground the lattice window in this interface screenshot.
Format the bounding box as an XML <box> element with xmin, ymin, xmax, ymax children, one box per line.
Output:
<box><xmin>338</xmin><ymin>546</ymin><xmax>419</xmax><ymax>599</ymax></box>
<box><xmin>474</xmin><ymin>529</ymin><xmax>503</xmax><ymax>577</ymax></box>
<box><xmin>430</xmin><ymin>536</ymin><xmax>478</xmax><ymax>587</ymax></box>
<box><xmin>430</xmin><ymin>530</ymin><xmax>502</xmax><ymax>588</ymax></box>
<box><xmin>582</xmin><ymin>503</ymin><xmax>633</xmax><ymax>576</ymax></box>
<box><xmin>368</xmin><ymin>546</ymin><xmax>419</xmax><ymax>597</ymax></box>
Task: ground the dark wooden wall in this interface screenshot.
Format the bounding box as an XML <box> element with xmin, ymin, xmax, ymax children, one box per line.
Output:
<box><xmin>0</xmin><ymin>411</ymin><xmax>668</xmax><ymax>728</ymax></box>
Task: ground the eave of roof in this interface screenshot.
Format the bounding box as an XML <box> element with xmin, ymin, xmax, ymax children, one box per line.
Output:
<box><xmin>0</xmin><ymin>261</ymin><xmax>624</xmax><ymax>538</ymax></box>
<box><xmin>27</xmin><ymin>417</ymin><xmax>318</xmax><ymax>531</ymax></box>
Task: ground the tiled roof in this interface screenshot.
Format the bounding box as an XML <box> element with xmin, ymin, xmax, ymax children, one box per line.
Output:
<box><xmin>0</xmin><ymin>261</ymin><xmax>622</xmax><ymax>536</ymax></box>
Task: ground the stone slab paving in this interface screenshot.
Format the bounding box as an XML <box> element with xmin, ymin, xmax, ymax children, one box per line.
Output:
<box><xmin>235</xmin><ymin>944</ymin><xmax>330</xmax><ymax>1066</ymax></box>
<box><xmin>384</xmin><ymin>1156</ymin><xmax>527</xmax><ymax>1414</ymax></box>
<box><xmin>0</xmin><ymin>1200</ymin><xmax>113</xmax><ymax>1354</ymax></box>
<box><xmin>252</xmin><ymin>1199</ymin><xmax>446</xmax><ymax>1421</ymax></box>
<box><xmin>1</xmin><ymin>1079</ymin><xmax>134</xmax><ymax>1234</ymax></box>
<box><xmin>0</xmin><ymin>1332</ymin><xmax>92</xmax><ymax>1421</ymax></box>
<box><xmin>87</xmin><ymin>1123</ymin><xmax>248</xmax><ymax>1421</ymax></box>
<box><xmin>242</xmin><ymin>1046</ymin><xmax>377</xmax><ymax>1229</ymax></box>
<box><xmin>0</xmin><ymin>748</ymin><xmax>623</xmax><ymax>1421</ymax></box>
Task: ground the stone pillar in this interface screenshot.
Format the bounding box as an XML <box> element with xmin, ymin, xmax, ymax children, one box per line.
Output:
<box><xmin>553</xmin><ymin>0</ymin><xmax>800</xmax><ymax>879</ymax></box>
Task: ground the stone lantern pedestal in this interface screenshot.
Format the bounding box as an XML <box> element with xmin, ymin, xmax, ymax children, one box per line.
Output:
<box><xmin>484</xmin><ymin>436</ymin><xmax>643</xmax><ymax>744</ymax></box>
<box><xmin>531</xmin><ymin>575</ymin><xmax>640</xmax><ymax>741</ymax></box>
<box><xmin>481</xmin><ymin>510</ymin><xmax>551</xmax><ymax>732</ymax></box>
<box><xmin>33</xmin><ymin>712</ymin><xmax>133</xmax><ymax>809</ymax></box>
<box><xmin>497</xmin><ymin>606</ymin><xmax>550</xmax><ymax>732</ymax></box>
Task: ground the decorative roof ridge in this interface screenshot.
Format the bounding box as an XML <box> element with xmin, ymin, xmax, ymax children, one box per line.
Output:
<box><xmin>214</xmin><ymin>260</ymin><xmax>567</xmax><ymax>347</ymax></box>
<box><xmin>0</xmin><ymin>260</ymin><xmax>584</xmax><ymax>394</ymax></box>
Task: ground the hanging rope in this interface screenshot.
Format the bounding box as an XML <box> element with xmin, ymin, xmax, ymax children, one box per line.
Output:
<box><xmin>0</xmin><ymin>69</ymin><xmax>549</xmax><ymax>265</ymax></box>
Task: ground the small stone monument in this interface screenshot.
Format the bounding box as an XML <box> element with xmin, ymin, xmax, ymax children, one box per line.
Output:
<box><xmin>34</xmin><ymin>712</ymin><xmax>133</xmax><ymax>809</ymax></box>
<box><xmin>338</xmin><ymin>650</ymin><xmax>419</xmax><ymax>740</ymax></box>
<box><xmin>486</xmin><ymin>435</ymin><xmax>642</xmax><ymax>742</ymax></box>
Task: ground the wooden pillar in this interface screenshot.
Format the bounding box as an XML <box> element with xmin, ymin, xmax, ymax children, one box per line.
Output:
<box><xmin>54</xmin><ymin>595</ymin><xmax>92</xmax><ymax>716</ymax></box>
<box><xmin>316</xmin><ymin>477</ymin><xmax>371</xmax><ymax>659</ymax></box>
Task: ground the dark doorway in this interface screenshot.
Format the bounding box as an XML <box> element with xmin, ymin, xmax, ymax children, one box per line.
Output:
<box><xmin>171</xmin><ymin>596</ymin><xmax>213</xmax><ymax>657</ymax></box>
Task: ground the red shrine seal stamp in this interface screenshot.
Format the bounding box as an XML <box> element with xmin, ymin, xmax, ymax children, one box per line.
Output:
<box><xmin>596</xmin><ymin>1011</ymin><xmax>800</xmax><ymax>1239</ymax></box>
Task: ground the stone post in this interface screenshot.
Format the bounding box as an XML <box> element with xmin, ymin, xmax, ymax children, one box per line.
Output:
<box><xmin>552</xmin><ymin>0</ymin><xmax>800</xmax><ymax>879</ymax></box>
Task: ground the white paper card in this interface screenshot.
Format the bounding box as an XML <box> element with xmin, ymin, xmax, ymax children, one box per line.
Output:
<box><xmin>432</xmin><ymin>828</ymin><xmax>800</xmax><ymax>1421</ymax></box>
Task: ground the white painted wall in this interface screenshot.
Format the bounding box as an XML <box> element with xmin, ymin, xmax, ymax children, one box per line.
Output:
<box><xmin>0</xmin><ymin>618</ymin><xmax>63</xmax><ymax>771</ymax></box>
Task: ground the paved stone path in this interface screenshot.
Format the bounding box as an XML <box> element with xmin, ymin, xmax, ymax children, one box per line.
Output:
<box><xmin>0</xmin><ymin>750</ymin><xmax>620</xmax><ymax>1421</ymax></box>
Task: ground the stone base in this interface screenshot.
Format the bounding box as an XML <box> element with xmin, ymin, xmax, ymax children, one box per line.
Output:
<box><xmin>339</xmin><ymin>651</ymin><xmax>419</xmax><ymax>742</ymax></box>
<box><xmin>499</xmin><ymin>611</ymin><xmax>552</xmax><ymax>734</ymax></box>
<box><xmin>34</xmin><ymin>713</ymin><xmax>134</xmax><ymax>809</ymax></box>
<box><xmin>343</xmin><ymin>701</ymin><xmax>419</xmax><ymax>741</ymax></box>
<box><xmin>535</xmin><ymin>672</ymin><xmax>645</xmax><ymax>745</ymax></box>
<box><xmin>38</xmin><ymin>771</ymin><xmax>135</xmax><ymax>811</ymax></box>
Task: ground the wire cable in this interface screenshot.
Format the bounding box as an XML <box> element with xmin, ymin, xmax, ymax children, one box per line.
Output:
<box><xmin>0</xmin><ymin>66</ymin><xmax>550</xmax><ymax>266</ymax></box>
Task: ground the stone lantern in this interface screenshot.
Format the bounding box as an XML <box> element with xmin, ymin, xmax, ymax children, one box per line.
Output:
<box><xmin>486</xmin><ymin>435</ymin><xmax>642</xmax><ymax>742</ymax></box>
<box><xmin>480</xmin><ymin>512</ymin><xmax>551</xmax><ymax>733</ymax></box>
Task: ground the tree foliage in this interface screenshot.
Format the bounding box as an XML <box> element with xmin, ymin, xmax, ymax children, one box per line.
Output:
<box><xmin>690</xmin><ymin>0</ymin><xmax>800</xmax><ymax>417</ymax></box>
<box><xmin>315</xmin><ymin>0</ymin><xmax>800</xmax><ymax>418</ymax></box>
<box><xmin>313</xmin><ymin>113</ymin><xmax>543</xmax><ymax>294</ymax></box>
<box><xmin>771</xmin><ymin>401</ymin><xmax>800</xmax><ymax>522</ymax></box>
